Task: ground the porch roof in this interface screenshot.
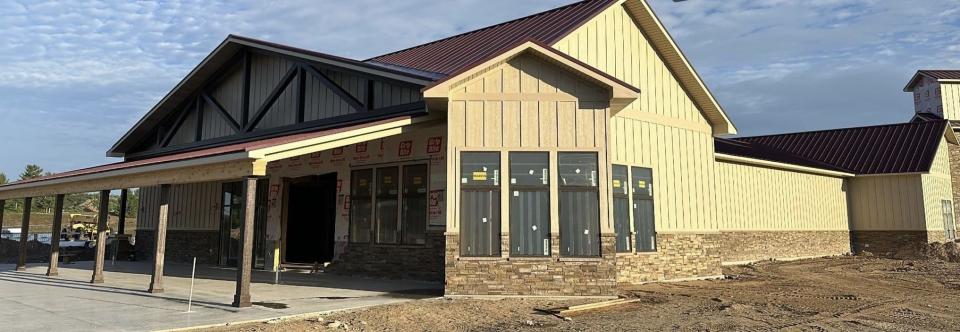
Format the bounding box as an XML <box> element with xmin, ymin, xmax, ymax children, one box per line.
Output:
<box><xmin>0</xmin><ymin>114</ymin><xmax>424</xmax><ymax>200</ymax></box>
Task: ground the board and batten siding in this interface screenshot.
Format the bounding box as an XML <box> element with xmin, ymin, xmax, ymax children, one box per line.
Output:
<box><xmin>940</xmin><ymin>83</ymin><xmax>960</xmax><ymax>120</ymax></box>
<box><xmin>921</xmin><ymin>138</ymin><xmax>955</xmax><ymax>232</ymax></box>
<box><xmin>714</xmin><ymin>161</ymin><xmax>848</xmax><ymax>231</ymax></box>
<box><xmin>553</xmin><ymin>2</ymin><xmax>719</xmax><ymax>232</ymax></box>
<box><xmin>136</xmin><ymin>51</ymin><xmax>422</xmax><ymax>154</ymax></box>
<box><xmin>445</xmin><ymin>52</ymin><xmax>612</xmax><ymax>234</ymax></box>
<box><xmin>849</xmin><ymin>137</ymin><xmax>955</xmax><ymax>232</ymax></box>
<box><xmin>137</xmin><ymin>182</ymin><xmax>222</xmax><ymax>231</ymax></box>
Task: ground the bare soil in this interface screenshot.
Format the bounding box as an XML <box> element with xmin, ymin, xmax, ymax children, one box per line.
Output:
<box><xmin>209</xmin><ymin>256</ymin><xmax>960</xmax><ymax>331</ymax></box>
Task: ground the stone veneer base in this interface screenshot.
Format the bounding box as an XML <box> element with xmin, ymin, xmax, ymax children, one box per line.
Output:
<box><xmin>851</xmin><ymin>230</ymin><xmax>941</xmax><ymax>256</ymax></box>
<box><xmin>445</xmin><ymin>234</ymin><xmax>619</xmax><ymax>297</ymax></box>
<box><xmin>718</xmin><ymin>231</ymin><xmax>851</xmax><ymax>264</ymax></box>
<box><xmin>615</xmin><ymin>233</ymin><xmax>722</xmax><ymax>284</ymax></box>
<box><xmin>327</xmin><ymin>231</ymin><xmax>445</xmax><ymax>281</ymax></box>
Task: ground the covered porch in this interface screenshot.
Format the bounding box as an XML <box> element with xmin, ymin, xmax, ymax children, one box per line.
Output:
<box><xmin>0</xmin><ymin>114</ymin><xmax>436</xmax><ymax>308</ymax></box>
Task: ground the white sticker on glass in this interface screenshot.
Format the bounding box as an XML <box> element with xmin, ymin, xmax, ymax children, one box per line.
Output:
<box><xmin>583</xmin><ymin>229</ymin><xmax>590</xmax><ymax>235</ymax></box>
<box><xmin>482</xmin><ymin>217</ymin><xmax>488</xmax><ymax>223</ymax></box>
<box><xmin>532</xmin><ymin>225</ymin><xmax>538</xmax><ymax>231</ymax></box>
<box><xmin>513</xmin><ymin>191</ymin><xmax>519</xmax><ymax>197</ymax></box>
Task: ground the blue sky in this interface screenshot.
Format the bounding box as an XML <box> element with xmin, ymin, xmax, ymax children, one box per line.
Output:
<box><xmin>0</xmin><ymin>0</ymin><xmax>957</xmax><ymax>177</ymax></box>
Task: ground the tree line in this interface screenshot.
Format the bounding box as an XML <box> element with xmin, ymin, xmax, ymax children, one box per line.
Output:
<box><xmin>0</xmin><ymin>165</ymin><xmax>140</xmax><ymax>217</ymax></box>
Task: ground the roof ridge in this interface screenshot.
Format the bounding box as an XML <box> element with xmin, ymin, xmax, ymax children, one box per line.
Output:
<box><xmin>735</xmin><ymin>119</ymin><xmax>947</xmax><ymax>141</ymax></box>
<box><xmin>366</xmin><ymin>0</ymin><xmax>607</xmax><ymax>61</ymax></box>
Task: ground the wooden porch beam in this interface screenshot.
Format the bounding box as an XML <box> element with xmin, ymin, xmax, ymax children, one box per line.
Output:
<box><xmin>245</xmin><ymin>66</ymin><xmax>299</xmax><ymax>132</ymax></box>
<box><xmin>240</xmin><ymin>50</ymin><xmax>252</xmax><ymax>129</ymax></box>
<box><xmin>91</xmin><ymin>190</ymin><xmax>110</xmax><ymax>283</ymax></box>
<box><xmin>16</xmin><ymin>197</ymin><xmax>32</xmax><ymax>272</ymax></box>
<box><xmin>46</xmin><ymin>194</ymin><xmax>64</xmax><ymax>277</ymax></box>
<box><xmin>148</xmin><ymin>185</ymin><xmax>170</xmax><ymax>293</ymax></box>
<box><xmin>233</xmin><ymin>177</ymin><xmax>258</xmax><ymax>308</ymax></box>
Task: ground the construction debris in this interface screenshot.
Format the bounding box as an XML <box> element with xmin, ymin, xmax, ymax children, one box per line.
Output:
<box><xmin>536</xmin><ymin>298</ymin><xmax>642</xmax><ymax>318</ymax></box>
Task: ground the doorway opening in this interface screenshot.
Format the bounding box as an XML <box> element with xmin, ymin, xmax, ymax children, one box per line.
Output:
<box><xmin>219</xmin><ymin>179</ymin><xmax>269</xmax><ymax>268</ymax></box>
<box><xmin>285</xmin><ymin>173</ymin><xmax>338</xmax><ymax>264</ymax></box>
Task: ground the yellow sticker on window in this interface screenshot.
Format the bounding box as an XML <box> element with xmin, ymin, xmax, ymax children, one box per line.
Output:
<box><xmin>412</xmin><ymin>176</ymin><xmax>423</xmax><ymax>185</ymax></box>
<box><xmin>359</xmin><ymin>179</ymin><xmax>368</xmax><ymax>187</ymax></box>
<box><xmin>637</xmin><ymin>180</ymin><xmax>647</xmax><ymax>189</ymax></box>
<box><xmin>384</xmin><ymin>176</ymin><xmax>393</xmax><ymax>184</ymax></box>
<box><xmin>613</xmin><ymin>180</ymin><xmax>621</xmax><ymax>188</ymax></box>
<box><xmin>472</xmin><ymin>171</ymin><xmax>487</xmax><ymax>181</ymax></box>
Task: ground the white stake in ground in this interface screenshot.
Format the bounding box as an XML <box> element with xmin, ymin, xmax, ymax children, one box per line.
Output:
<box><xmin>186</xmin><ymin>257</ymin><xmax>196</xmax><ymax>313</ymax></box>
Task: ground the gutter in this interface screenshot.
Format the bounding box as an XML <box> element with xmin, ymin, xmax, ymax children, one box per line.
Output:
<box><xmin>715</xmin><ymin>153</ymin><xmax>854</xmax><ymax>178</ymax></box>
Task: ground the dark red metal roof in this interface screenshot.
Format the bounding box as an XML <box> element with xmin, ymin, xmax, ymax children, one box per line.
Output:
<box><xmin>1</xmin><ymin>115</ymin><xmax>416</xmax><ymax>188</ymax></box>
<box><xmin>367</xmin><ymin>0</ymin><xmax>616</xmax><ymax>76</ymax></box>
<box><xmin>714</xmin><ymin>138</ymin><xmax>849</xmax><ymax>173</ymax></box>
<box><xmin>721</xmin><ymin>121</ymin><xmax>951</xmax><ymax>175</ymax></box>
<box><xmin>918</xmin><ymin>70</ymin><xmax>960</xmax><ymax>80</ymax></box>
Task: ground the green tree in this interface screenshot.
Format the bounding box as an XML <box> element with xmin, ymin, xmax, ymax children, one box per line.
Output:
<box><xmin>19</xmin><ymin>165</ymin><xmax>44</xmax><ymax>181</ymax></box>
<box><xmin>0</xmin><ymin>172</ymin><xmax>7</xmax><ymax>185</ymax></box>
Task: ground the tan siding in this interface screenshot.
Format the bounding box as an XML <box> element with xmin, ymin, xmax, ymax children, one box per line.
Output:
<box><xmin>446</xmin><ymin>53</ymin><xmax>611</xmax><ymax>233</ymax></box>
<box><xmin>714</xmin><ymin>161</ymin><xmax>848</xmax><ymax>231</ymax></box>
<box><xmin>921</xmin><ymin>138</ymin><xmax>954</xmax><ymax>232</ymax></box>
<box><xmin>941</xmin><ymin>83</ymin><xmax>960</xmax><ymax>120</ymax></box>
<box><xmin>850</xmin><ymin>175</ymin><xmax>926</xmax><ymax>231</ymax></box>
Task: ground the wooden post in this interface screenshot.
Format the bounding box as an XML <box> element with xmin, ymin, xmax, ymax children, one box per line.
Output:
<box><xmin>233</xmin><ymin>177</ymin><xmax>258</xmax><ymax>308</ymax></box>
<box><xmin>91</xmin><ymin>190</ymin><xmax>110</xmax><ymax>284</ymax></box>
<box><xmin>148</xmin><ymin>185</ymin><xmax>170</xmax><ymax>293</ymax></box>
<box><xmin>16</xmin><ymin>197</ymin><xmax>32</xmax><ymax>272</ymax></box>
<box><xmin>46</xmin><ymin>195</ymin><xmax>65</xmax><ymax>277</ymax></box>
<box><xmin>0</xmin><ymin>200</ymin><xmax>5</xmax><ymax>240</ymax></box>
<box><xmin>117</xmin><ymin>189</ymin><xmax>128</xmax><ymax>235</ymax></box>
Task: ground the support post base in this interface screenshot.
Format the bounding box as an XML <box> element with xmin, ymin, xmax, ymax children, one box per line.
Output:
<box><xmin>148</xmin><ymin>287</ymin><xmax>164</xmax><ymax>294</ymax></box>
<box><xmin>232</xmin><ymin>295</ymin><xmax>251</xmax><ymax>308</ymax></box>
<box><xmin>15</xmin><ymin>266</ymin><xmax>26</xmax><ymax>272</ymax></box>
<box><xmin>45</xmin><ymin>271</ymin><xmax>58</xmax><ymax>277</ymax></box>
<box><xmin>90</xmin><ymin>276</ymin><xmax>104</xmax><ymax>284</ymax></box>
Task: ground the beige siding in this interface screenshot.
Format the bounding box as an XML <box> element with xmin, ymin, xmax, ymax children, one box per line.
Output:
<box><xmin>941</xmin><ymin>83</ymin><xmax>960</xmax><ymax>121</ymax></box>
<box><xmin>554</xmin><ymin>4</ymin><xmax>717</xmax><ymax>232</ymax></box>
<box><xmin>921</xmin><ymin>138</ymin><xmax>954</xmax><ymax>232</ymax></box>
<box><xmin>715</xmin><ymin>161</ymin><xmax>848</xmax><ymax>231</ymax></box>
<box><xmin>849</xmin><ymin>175</ymin><xmax>926</xmax><ymax>231</ymax></box>
<box><xmin>137</xmin><ymin>182</ymin><xmax>222</xmax><ymax>231</ymax></box>
<box><xmin>446</xmin><ymin>52</ymin><xmax>611</xmax><ymax>233</ymax></box>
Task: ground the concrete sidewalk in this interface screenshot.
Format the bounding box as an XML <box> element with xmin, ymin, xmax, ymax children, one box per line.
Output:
<box><xmin>0</xmin><ymin>261</ymin><xmax>441</xmax><ymax>331</ymax></box>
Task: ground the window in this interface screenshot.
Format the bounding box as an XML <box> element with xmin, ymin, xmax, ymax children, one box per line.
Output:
<box><xmin>632</xmin><ymin>167</ymin><xmax>656</xmax><ymax>252</ymax></box>
<box><xmin>401</xmin><ymin>164</ymin><xmax>428</xmax><ymax>245</ymax></box>
<box><xmin>509</xmin><ymin>152</ymin><xmax>550</xmax><ymax>256</ymax></box>
<box><xmin>349</xmin><ymin>169</ymin><xmax>373</xmax><ymax>243</ymax></box>
<box><xmin>942</xmin><ymin>200</ymin><xmax>956</xmax><ymax>242</ymax></box>
<box><xmin>611</xmin><ymin>165</ymin><xmax>631</xmax><ymax>253</ymax></box>
<box><xmin>375</xmin><ymin>167</ymin><xmax>400</xmax><ymax>244</ymax></box>
<box><xmin>219</xmin><ymin>182</ymin><xmax>243</xmax><ymax>266</ymax></box>
<box><xmin>460</xmin><ymin>152</ymin><xmax>501</xmax><ymax>257</ymax></box>
<box><xmin>558</xmin><ymin>152</ymin><xmax>600</xmax><ymax>257</ymax></box>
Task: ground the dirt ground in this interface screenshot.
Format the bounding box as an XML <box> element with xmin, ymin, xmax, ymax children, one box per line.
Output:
<box><xmin>209</xmin><ymin>256</ymin><xmax>960</xmax><ymax>331</ymax></box>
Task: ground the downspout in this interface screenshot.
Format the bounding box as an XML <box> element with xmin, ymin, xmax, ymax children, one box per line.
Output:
<box><xmin>843</xmin><ymin>178</ymin><xmax>856</xmax><ymax>254</ymax></box>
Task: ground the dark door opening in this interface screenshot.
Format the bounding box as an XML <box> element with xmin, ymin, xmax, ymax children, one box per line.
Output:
<box><xmin>285</xmin><ymin>173</ymin><xmax>338</xmax><ymax>264</ymax></box>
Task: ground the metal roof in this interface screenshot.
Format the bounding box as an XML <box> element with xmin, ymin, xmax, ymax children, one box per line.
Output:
<box><xmin>4</xmin><ymin>115</ymin><xmax>418</xmax><ymax>189</ymax></box>
<box><xmin>903</xmin><ymin>69</ymin><xmax>960</xmax><ymax>91</ymax></box>
<box><xmin>718</xmin><ymin>120</ymin><xmax>951</xmax><ymax>175</ymax></box>
<box><xmin>368</xmin><ymin>0</ymin><xmax>616</xmax><ymax>76</ymax></box>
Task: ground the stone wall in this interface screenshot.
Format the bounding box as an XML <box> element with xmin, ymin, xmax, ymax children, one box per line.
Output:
<box><xmin>616</xmin><ymin>233</ymin><xmax>722</xmax><ymax>284</ymax></box>
<box><xmin>134</xmin><ymin>230</ymin><xmax>219</xmax><ymax>264</ymax></box>
<box><xmin>718</xmin><ymin>231</ymin><xmax>851</xmax><ymax>264</ymax></box>
<box><xmin>851</xmin><ymin>231</ymin><xmax>930</xmax><ymax>256</ymax></box>
<box><xmin>327</xmin><ymin>231</ymin><xmax>445</xmax><ymax>281</ymax></box>
<box><xmin>444</xmin><ymin>233</ymin><xmax>619</xmax><ymax>297</ymax></box>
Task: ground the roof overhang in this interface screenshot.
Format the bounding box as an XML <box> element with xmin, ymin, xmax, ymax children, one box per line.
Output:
<box><xmin>715</xmin><ymin>153</ymin><xmax>854</xmax><ymax>178</ymax></box>
<box><xmin>422</xmin><ymin>40</ymin><xmax>641</xmax><ymax>113</ymax></box>
<box><xmin>0</xmin><ymin>115</ymin><xmax>427</xmax><ymax>200</ymax></box>
<box><xmin>621</xmin><ymin>0</ymin><xmax>737</xmax><ymax>135</ymax></box>
<box><xmin>107</xmin><ymin>35</ymin><xmax>435</xmax><ymax>158</ymax></box>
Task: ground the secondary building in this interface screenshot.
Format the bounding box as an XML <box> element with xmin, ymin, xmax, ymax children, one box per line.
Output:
<box><xmin>0</xmin><ymin>0</ymin><xmax>956</xmax><ymax>303</ymax></box>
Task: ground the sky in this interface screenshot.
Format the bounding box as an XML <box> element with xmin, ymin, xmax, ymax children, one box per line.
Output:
<box><xmin>0</xmin><ymin>0</ymin><xmax>957</xmax><ymax>177</ymax></box>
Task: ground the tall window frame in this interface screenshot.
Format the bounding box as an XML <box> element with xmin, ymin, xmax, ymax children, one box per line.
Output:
<box><xmin>611</xmin><ymin>165</ymin><xmax>631</xmax><ymax>253</ymax></box>
<box><xmin>349</xmin><ymin>163</ymin><xmax>430</xmax><ymax>245</ymax></box>
<box><xmin>942</xmin><ymin>200</ymin><xmax>956</xmax><ymax>242</ymax></box>
<box><xmin>459</xmin><ymin>152</ymin><xmax>502</xmax><ymax>257</ymax></box>
<box><xmin>509</xmin><ymin>152</ymin><xmax>551</xmax><ymax>257</ymax></box>
<box><xmin>558</xmin><ymin>152</ymin><xmax>601</xmax><ymax>257</ymax></box>
<box><xmin>632</xmin><ymin>167</ymin><xmax>656</xmax><ymax>252</ymax></box>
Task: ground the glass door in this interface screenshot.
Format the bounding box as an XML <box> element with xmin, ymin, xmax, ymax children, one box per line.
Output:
<box><xmin>219</xmin><ymin>180</ymin><xmax>268</xmax><ymax>268</ymax></box>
